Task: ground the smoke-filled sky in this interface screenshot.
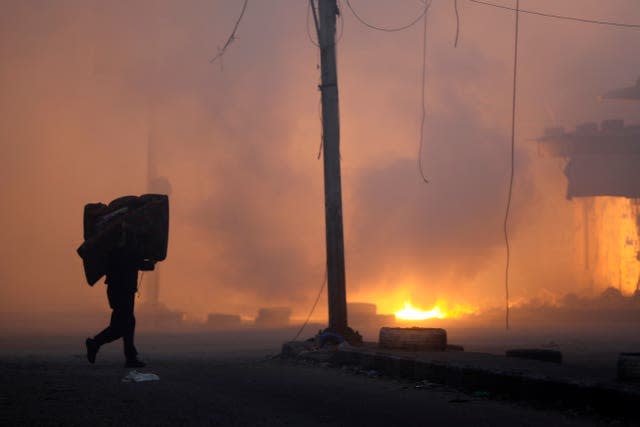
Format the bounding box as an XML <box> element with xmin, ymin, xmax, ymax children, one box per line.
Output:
<box><xmin>2</xmin><ymin>0</ymin><xmax>640</xmax><ymax>321</ymax></box>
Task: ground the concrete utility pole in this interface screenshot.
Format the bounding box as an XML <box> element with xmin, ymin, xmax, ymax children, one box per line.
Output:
<box><xmin>316</xmin><ymin>0</ymin><xmax>361</xmax><ymax>343</ymax></box>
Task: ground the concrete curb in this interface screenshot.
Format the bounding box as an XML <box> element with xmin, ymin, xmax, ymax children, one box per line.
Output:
<box><xmin>282</xmin><ymin>342</ymin><xmax>640</xmax><ymax>420</ymax></box>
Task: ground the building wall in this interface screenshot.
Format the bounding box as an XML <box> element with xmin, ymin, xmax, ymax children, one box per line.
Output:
<box><xmin>575</xmin><ymin>197</ymin><xmax>639</xmax><ymax>295</ymax></box>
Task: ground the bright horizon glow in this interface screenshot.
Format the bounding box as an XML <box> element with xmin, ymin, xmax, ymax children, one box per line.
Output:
<box><xmin>394</xmin><ymin>301</ymin><xmax>446</xmax><ymax>321</ymax></box>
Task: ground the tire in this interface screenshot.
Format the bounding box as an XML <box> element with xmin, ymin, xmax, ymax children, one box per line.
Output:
<box><xmin>379</xmin><ymin>327</ymin><xmax>447</xmax><ymax>351</ymax></box>
<box><xmin>618</xmin><ymin>353</ymin><xmax>640</xmax><ymax>382</ymax></box>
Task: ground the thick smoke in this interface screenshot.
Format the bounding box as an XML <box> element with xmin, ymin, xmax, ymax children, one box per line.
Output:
<box><xmin>1</xmin><ymin>0</ymin><xmax>640</xmax><ymax>326</ymax></box>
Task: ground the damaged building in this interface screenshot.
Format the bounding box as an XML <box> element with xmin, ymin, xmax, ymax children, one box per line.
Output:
<box><xmin>538</xmin><ymin>79</ymin><xmax>640</xmax><ymax>295</ymax></box>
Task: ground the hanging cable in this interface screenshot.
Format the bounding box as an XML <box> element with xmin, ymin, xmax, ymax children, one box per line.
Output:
<box><xmin>504</xmin><ymin>0</ymin><xmax>519</xmax><ymax>331</ymax></box>
<box><xmin>417</xmin><ymin>1</ymin><xmax>431</xmax><ymax>183</ymax></box>
<box><xmin>317</xmin><ymin>97</ymin><xmax>324</xmax><ymax>159</ymax></box>
<box><xmin>306</xmin><ymin>1</ymin><xmax>320</xmax><ymax>47</ymax></box>
<box><xmin>291</xmin><ymin>269</ymin><xmax>327</xmax><ymax>342</ymax></box>
<box><xmin>345</xmin><ymin>0</ymin><xmax>429</xmax><ymax>32</ymax></box>
<box><xmin>454</xmin><ymin>0</ymin><xmax>461</xmax><ymax>47</ymax></box>
<box><xmin>210</xmin><ymin>0</ymin><xmax>249</xmax><ymax>64</ymax></box>
<box><xmin>310</xmin><ymin>1</ymin><xmax>323</xmax><ymax>159</ymax></box>
<box><xmin>468</xmin><ymin>0</ymin><xmax>640</xmax><ymax>29</ymax></box>
<box><xmin>336</xmin><ymin>0</ymin><xmax>345</xmax><ymax>43</ymax></box>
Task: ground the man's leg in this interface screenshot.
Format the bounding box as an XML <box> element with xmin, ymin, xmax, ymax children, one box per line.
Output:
<box><xmin>87</xmin><ymin>286</ymin><xmax>128</xmax><ymax>364</ymax></box>
<box><xmin>93</xmin><ymin>310</ymin><xmax>122</xmax><ymax>345</ymax></box>
<box><xmin>86</xmin><ymin>286</ymin><xmax>122</xmax><ymax>363</ymax></box>
<box><xmin>121</xmin><ymin>291</ymin><xmax>139</xmax><ymax>362</ymax></box>
<box><xmin>94</xmin><ymin>286</ymin><xmax>126</xmax><ymax>345</ymax></box>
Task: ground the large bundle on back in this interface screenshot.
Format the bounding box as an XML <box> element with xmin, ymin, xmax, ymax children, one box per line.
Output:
<box><xmin>77</xmin><ymin>194</ymin><xmax>169</xmax><ymax>286</ymax></box>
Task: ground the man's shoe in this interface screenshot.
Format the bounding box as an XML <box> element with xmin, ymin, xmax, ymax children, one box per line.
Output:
<box><xmin>125</xmin><ymin>358</ymin><xmax>146</xmax><ymax>368</ymax></box>
<box><xmin>85</xmin><ymin>338</ymin><xmax>99</xmax><ymax>364</ymax></box>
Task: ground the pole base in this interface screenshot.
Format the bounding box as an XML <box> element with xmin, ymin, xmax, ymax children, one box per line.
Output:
<box><xmin>321</xmin><ymin>326</ymin><xmax>363</xmax><ymax>346</ymax></box>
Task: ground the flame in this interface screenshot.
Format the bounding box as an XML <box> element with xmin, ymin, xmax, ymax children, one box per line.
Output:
<box><xmin>394</xmin><ymin>300</ymin><xmax>477</xmax><ymax>321</ymax></box>
<box><xmin>394</xmin><ymin>301</ymin><xmax>446</xmax><ymax>320</ymax></box>
<box><xmin>580</xmin><ymin>197</ymin><xmax>639</xmax><ymax>295</ymax></box>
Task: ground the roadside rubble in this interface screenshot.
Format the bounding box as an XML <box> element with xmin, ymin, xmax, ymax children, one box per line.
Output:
<box><xmin>281</xmin><ymin>340</ymin><xmax>640</xmax><ymax>421</ymax></box>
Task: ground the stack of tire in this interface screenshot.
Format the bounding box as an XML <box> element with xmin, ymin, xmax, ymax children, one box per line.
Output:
<box><xmin>77</xmin><ymin>194</ymin><xmax>169</xmax><ymax>286</ymax></box>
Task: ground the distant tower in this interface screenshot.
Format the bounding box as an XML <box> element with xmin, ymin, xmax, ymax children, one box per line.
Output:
<box><xmin>144</xmin><ymin>5</ymin><xmax>172</xmax><ymax>311</ymax></box>
<box><xmin>146</xmin><ymin>104</ymin><xmax>172</xmax><ymax>309</ymax></box>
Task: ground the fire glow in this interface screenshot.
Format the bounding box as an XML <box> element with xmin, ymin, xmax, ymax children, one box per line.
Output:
<box><xmin>394</xmin><ymin>301</ymin><xmax>476</xmax><ymax>321</ymax></box>
<box><xmin>394</xmin><ymin>301</ymin><xmax>446</xmax><ymax>321</ymax></box>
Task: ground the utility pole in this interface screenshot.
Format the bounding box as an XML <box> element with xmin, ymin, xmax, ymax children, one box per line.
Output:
<box><xmin>316</xmin><ymin>0</ymin><xmax>361</xmax><ymax>343</ymax></box>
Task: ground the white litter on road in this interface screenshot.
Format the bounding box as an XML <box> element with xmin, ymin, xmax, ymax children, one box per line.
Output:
<box><xmin>122</xmin><ymin>370</ymin><xmax>160</xmax><ymax>383</ymax></box>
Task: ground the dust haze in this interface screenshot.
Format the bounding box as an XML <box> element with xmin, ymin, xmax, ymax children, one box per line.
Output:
<box><xmin>2</xmin><ymin>0</ymin><xmax>640</xmax><ymax>331</ymax></box>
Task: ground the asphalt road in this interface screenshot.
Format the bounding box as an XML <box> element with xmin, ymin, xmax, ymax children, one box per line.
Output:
<box><xmin>0</xmin><ymin>335</ymin><xmax>620</xmax><ymax>427</ymax></box>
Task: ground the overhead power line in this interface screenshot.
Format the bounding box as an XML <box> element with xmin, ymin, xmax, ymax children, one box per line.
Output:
<box><xmin>307</xmin><ymin>0</ymin><xmax>321</xmax><ymax>47</ymax></box>
<box><xmin>210</xmin><ymin>0</ymin><xmax>249</xmax><ymax>64</ymax></box>
<box><xmin>345</xmin><ymin>0</ymin><xmax>429</xmax><ymax>32</ymax></box>
<box><xmin>503</xmin><ymin>0</ymin><xmax>520</xmax><ymax>331</ymax></box>
<box><xmin>417</xmin><ymin>1</ymin><xmax>432</xmax><ymax>183</ymax></box>
<box><xmin>454</xmin><ymin>0</ymin><xmax>461</xmax><ymax>47</ymax></box>
<box><xmin>468</xmin><ymin>0</ymin><xmax>640</xmax><ymax>29</ymax></box>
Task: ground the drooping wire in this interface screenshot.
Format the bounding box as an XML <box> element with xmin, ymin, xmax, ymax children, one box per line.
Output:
<box><xmin>210</xmin><ymin>0</ymin><xmax>249</xmax><ymax>64</ymax></box>
<box><xmin>336</xmin><ymin>0</ymin><xmax>345</xmax><ymax>43</ymax></box>
<box><xmin>317</xmin><ymin>97</ymin><xmax>324</xmax><ymax>159</ymax></box>
<box><xmin>345</xmin><ymin>0</ymin><xmax>429</xmax><ymax>32</ymax></box>
<box><xmin>307</xmin><ymin>0</ymin><xmax>321</xmax><ymax>47</ymax></box>
<box><xmin>290</xmin><ymin>269</ymin><xmax>327</xmax><ymax>342</ymax></box>
<box><xmin>468</xmin><ymin>0</ymin><xmax>640</xmax><ymax>29</ymax></box>
<box><xmin>309</xmin><ymin>1</ymin><xmax>322</xmax><ymax>159</ymax></box>
<box><xmin>454</xmin><ymin>0</ymin><xmax>460</xmax><ymax>47</ymax></box>
<box><xmin>504</xmin><ymin>0</ymin><xmax>520</xmax><ymax>331</ymax></box>
<box><xmin>417</xmin><ymin>1</ymin><xmax>432</xmax><ymax>183</ymax></box>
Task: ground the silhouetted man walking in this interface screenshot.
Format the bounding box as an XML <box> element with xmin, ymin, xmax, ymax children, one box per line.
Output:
<box><xmin>86</xmin><ymin>231</ymin><xmax>153</xmax><ymax>368</ymax></box>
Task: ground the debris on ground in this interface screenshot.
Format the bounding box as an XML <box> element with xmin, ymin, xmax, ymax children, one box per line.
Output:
<box><xmin>414</xmin><ymin>380</ymin><xmax>438</xmax><ymax>390</ymax></box>
<box><xmin>122</xmin><ymin>370</ymin><xmax>160</xmax><ymax>383</ymax></box>
<box><xmin>472</xmin><ymin>390</ymin><xmax>491</xmax><ymax>398</ymax></box>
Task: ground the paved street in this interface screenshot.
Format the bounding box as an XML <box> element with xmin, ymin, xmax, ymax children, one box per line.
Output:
<box><xmin>0</xmin><ymin>333</ymin><xmax>622</xmax><ymax>426</ymax></box>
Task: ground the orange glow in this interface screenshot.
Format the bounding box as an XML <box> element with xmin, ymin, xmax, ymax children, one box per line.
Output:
<box><xmin>575</xmin><ymin>197</ymin><xmax>639</xmax><ymax>295</ymax></box>
<box><xmin>395</xmin><ymin>301</ymin><xmax>445</xmax><ymax>320</ymax></box>
<box><xmin>4</xmin><ymin>1</ymin><xmax>640</xmax><ymax>333</ymax></box>
<box><xmin>394</xmin><ymin>300</ymin><xmax>476</xmax><ymax>321</ymax></box>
